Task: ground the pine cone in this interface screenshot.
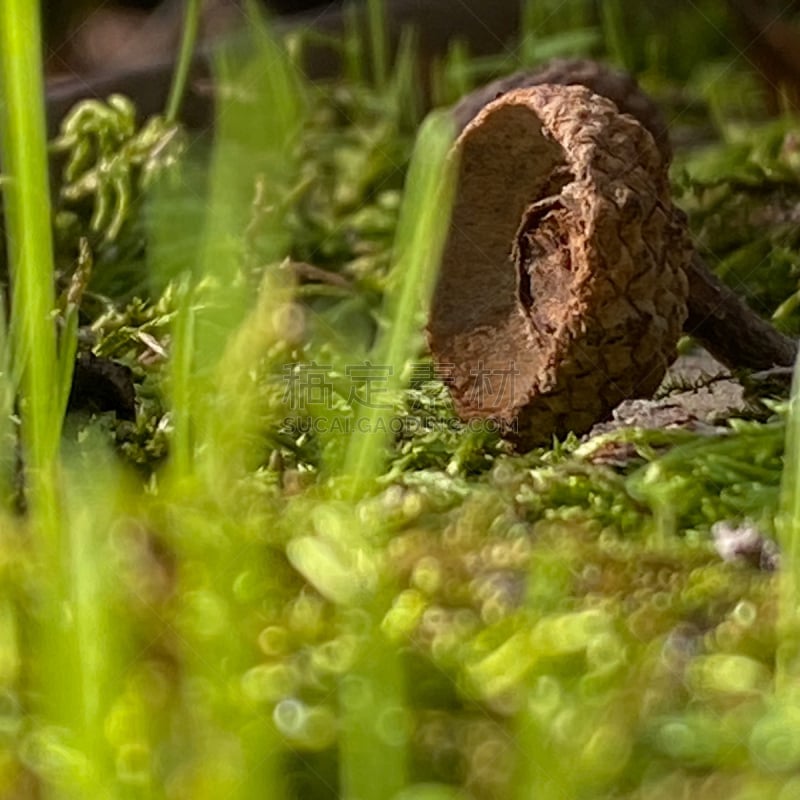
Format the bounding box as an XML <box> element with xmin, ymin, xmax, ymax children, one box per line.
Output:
<box><xmin>429</xmin><ymin>84</ymin><xmax>691</xmax><ymax>448</ymax></box>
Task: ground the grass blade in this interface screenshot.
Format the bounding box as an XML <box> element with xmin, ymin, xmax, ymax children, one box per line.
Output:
<box><xmin>777</xmin><ymin>351</ymin><xmax>800</xmax><ymax>691</ymax></box>
<box><xmin>340</xmin><ymin>109</ymin><xmax>456</xmax><ymax>491</ymax></box>
<box><xmin>0</xmin><ymin>0</ymin><xmax>61</xmax><ymax>482</ymax></box>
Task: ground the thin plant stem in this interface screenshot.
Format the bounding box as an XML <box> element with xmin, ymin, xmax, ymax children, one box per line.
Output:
<box><xmin>166</xmin><ymin>0</ymin><xmax>203</xmax><ymax>124</ymax></box>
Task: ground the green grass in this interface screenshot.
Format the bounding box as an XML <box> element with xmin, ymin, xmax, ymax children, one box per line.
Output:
<box><xmin>3</xmin><ymin>0</ymin><xmax>800</xmax><ymax>798</ymax></box>
<box><xmin>0</xmin><ymin>0</ymin><xmax>65</xmax><ymax>506</ymax></box>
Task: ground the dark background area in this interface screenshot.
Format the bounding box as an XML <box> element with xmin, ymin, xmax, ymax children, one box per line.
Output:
<box><xmin>38</xmin><ymin>0</ymin><xmax>800</xmax><ymax>131</ymax></box>
<box><xmin>43</xmin><ymin>0</ymin><xmax>344</xmax><ymax>77</ymax></box>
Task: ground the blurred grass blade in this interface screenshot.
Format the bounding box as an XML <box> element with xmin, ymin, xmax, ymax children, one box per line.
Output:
<box><xmin>195</xmin><ymin>26</ymin><xmax>304</xmax><ymax>485</ymax></box>
<box><xmin>161</xmin><ymin>23</ymin><xmax>305</xmax><ymax>484</ymax></box>
<box><xmin>600</xmin><ymin>0</ymin><xmax>638</xmax><ymax>71</ymax></box>
<box><xmin>62</xmin><ymin>438</ymin><xmax>130</xmax><ymax>794</ymax></box>
<box><xmin>777</xmin><ymin>350</ymin><xmax>800</xmax><ymax>691</ymax></box>
<box><xmin>340</xmin><ymin>110</ymin><xmax>456</xmax><ymax>491</ymax></box>
<box><xmin>154</xmin><ymin>19</ymin><xmax>303</xmax><ymax>800</ymax></box>
<box><xmin>55</xmin><ymin>239</ymin><xmax>92</xmax><ymax>424</ymax></box>
<box><xmin>0</xmin><ymin>6</ymin><xmax>75</xmax><ymax>789</ymax></box>
<box><xmin>339</xmin><ymin>600</ymin><xmax>408</xmax><ymax>800</ymax></box>
<box><xmin>343</xmin><ymin>1</ymin><xmax>367</xmax><ymax>83</ymax></box>
<box><xmin>0</xmin><ymin>299</ymin><xmax>16</xmax><ymax>503</ymax></box>
<box><xmin>168</xmin><ymin>276</ymin><xmax>197</xmax><ymax>481</ymax></box>
<box><xmin>367</xmin><ymin>0</ymin><xmax>389</xmax><ymax>90</ymax></box>
<box><xmin>391</xmin><ymin>26</ymin><xmax>423</xmax><ymax>127</ymax></box>
<box><xmin>334</xmin><ymin>109</ymin><xmax>456</xmax><ymax>800</ymax></box>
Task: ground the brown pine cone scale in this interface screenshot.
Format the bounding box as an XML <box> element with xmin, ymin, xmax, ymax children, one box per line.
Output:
<box><xmin>451</xmin><ymin>58</ymin><xmax>673</xmax><ymax>163</ymax></box>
